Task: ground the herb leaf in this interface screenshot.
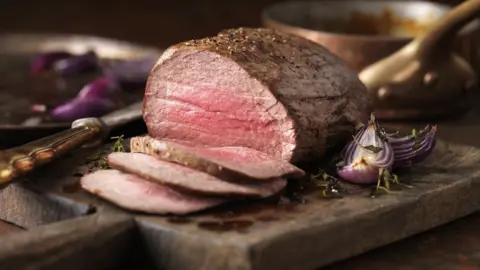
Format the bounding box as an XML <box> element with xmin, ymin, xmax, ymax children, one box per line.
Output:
<box><xmin>363</xmin><ymin>145</ymin><xmax>383</xmax><ymax>153</ymax></box>
<box><xmin>111</xmin><ymin>135</ymin><xmax>125</xmax><ymax>153</ymax></box>
<box><xmin>311</xmin><ymin>170</ymin><xmax>345</xmax><ymax>198</ymax></box>
<box><xmin>85</xmin><ymin>135</ymin><xmax>125</xmax><ymax>170</ymax></box>
<box><xmin>371</xmin><ymin>168</ymin><xmax>413</xmax><ymax>197</ymax></box>
<box><xmin>352</xmin><ymin>135</ymin><xmax>384</xmax><ymax>153</ymax></box>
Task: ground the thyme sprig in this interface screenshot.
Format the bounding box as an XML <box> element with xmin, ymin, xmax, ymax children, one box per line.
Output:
<box><xmin>85</xmin><ymin>135</ymin><xmax>126</xmax><ymax>170</ymax></box>
<box><xmin>311</xmin><ymin>171</ymin><xmax>345</xmax><ymax>198</ymax></box>
<box><xmin>111</xmin><ymin>135</ymin><xmax>125</xmax><ymax>152</ymax></box>
<box><xmin>351</xmin><ymin>135</ymin><xmax>384</xmax><ymax>154</ymax></box>
<box><xmin>371</xmin><ymin>168</ymin><xmax>413</xmax><ymax>197</ymax></box>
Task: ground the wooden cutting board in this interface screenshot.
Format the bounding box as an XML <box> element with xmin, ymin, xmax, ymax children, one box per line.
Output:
<box><xmin>1</xmin><ymin>138</ymin><xmax>480</xmax><ymax>270</ymax></box>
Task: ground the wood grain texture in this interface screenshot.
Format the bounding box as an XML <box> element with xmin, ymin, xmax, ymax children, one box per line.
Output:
<box><xmin>135</xmin><ymin>141</ymin><xmax>480</xmax><ymax>270</ymax></box>
<box><xmin>1</xmin><ymin>137</ymin><xmax>480</xmax><ymax>270</ymax></box>
<box><xmin>0</xmin><ymin>182</ymin><xmax>93</xmax><ymax>229</ymax></box>
<box><xmin>0</xmin><ymin>214</ymin><xmax>138</xmax><ymax>270</ymax></box>
<box><xmin>323</xmin><ymin>210</ymin><xmax>480</xmax><ymax>270</ymax></box>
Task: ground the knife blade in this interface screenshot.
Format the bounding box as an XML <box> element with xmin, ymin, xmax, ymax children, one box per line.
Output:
<box><xmin>0</xmin><ymin>101</ymin><xmax>143</xmax><ymax>189</ymax></box>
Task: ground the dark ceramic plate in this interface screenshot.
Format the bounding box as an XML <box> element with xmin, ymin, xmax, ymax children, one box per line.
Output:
<box><xmin>0</xmin><ymin>33</ymin><xmax>162</xmax><ymax>148</ymax></box>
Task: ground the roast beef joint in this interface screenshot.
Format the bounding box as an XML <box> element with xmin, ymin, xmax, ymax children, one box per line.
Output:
<box><xmin>80</xmin><ymin>27</ymin><xmax>371</xmax><ymax>215</ymax></box>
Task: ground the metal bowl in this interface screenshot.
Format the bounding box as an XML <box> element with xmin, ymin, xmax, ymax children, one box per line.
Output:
<box><xmin>0</xmin><ymin>33</ymin><xmax>162</xmax><ymax>148</ymax></box>
<box><xmin>262</xmin><ymin>0</ymin><xmax>480</xmax><ymax>73</ymax></box>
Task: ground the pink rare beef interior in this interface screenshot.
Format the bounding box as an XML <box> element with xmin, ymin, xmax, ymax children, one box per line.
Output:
<box><xmin>129</xmin><ymin>136</ymin><xmax>305</xmax><ymax>181</ymax></box>
<box><xmin>80</xmin><ymin>170</ymin><xmax>225</xmax><ymax>214</ymax></box>
<box><xmin>108</xmin><ymin>152</ymin><xmax>288</xmax><ymax>198</ymax></box>
<box><xmin>143</xmin><ymin>28</ymin><xmax>370</xmax><ymax>164</ymax></box>
<box><xmin>144</xmin><ymin>50</ymin><xmax>295</xmax><ymax>160</ymax></box>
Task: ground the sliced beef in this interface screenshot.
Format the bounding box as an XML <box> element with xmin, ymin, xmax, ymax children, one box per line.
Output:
<box><xmin>129</xmin><ymin>136</ymin><xmax>304</xmax><ymax>182</ymax></box>
<box><xmin>107</xmin><ymin>152</ymin><xmax>287</xmax><ymax>198</ymax></box>
<box><xmin>143</xmin><ymin>27</ymin><xmax>370</xmax><ymax>165</ymax></box>
<box><xmin>80</xmin><ymin>169</ymin><xmax>225</xmax><ymax>214</ymax></box>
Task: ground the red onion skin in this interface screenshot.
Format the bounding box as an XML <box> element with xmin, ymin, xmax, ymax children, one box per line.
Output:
<box><xmin>50</xmin><ymin>75</ymin><xmax>121</xmax><ymax>121</ymax></box>
<box><xmin>393</xmin><ymin>139</ymin><xmax>436</xmax><ymax>168</ymax></box>
<box><xmin>50</xmin><ymin>97</ymin><xmax>117</xmax><ymax>121</ymax></box>
<box><xmin>388</xmin><ymin>126</ymin><xmax>437</xmax><ymax>169</ymax></box>
<box><xmin>53</xmin><ymin>51</ymin><xmax>100</xmax><ymax>76</ymax></box>
<box><xmin>337</xmin><ymin>162</ymin><xmax>380</xmax><ymax>185</ymax></box>
<box><xmin>388</xmin><ymin>126</ymin><xmax>432</xmax><ymax>149</ymax></box>
<box><xmin>47</xmin><ymin>55</ymin><xmax>159</xmax><ymax>121</ymax></box>
<box><xmin>78</xmin><ymin>76</ymin><xmax>120</xmax><ymax>100</ymax></box>
<box><xmin>31</xmin><ymin>52</ymin><xmax>73</xmax><ymax>74</ymax></box>
<box><xmin>393</xmin><ymin>137</ymin><xmax>431</xmax><ymax>156</ymax></box>
<box><xmin>394</xmin><ymin>135</ymin><xmax>434</xmax><ymax>158</ymax></box>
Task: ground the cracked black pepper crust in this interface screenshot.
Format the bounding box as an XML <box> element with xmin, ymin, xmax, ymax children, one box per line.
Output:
<box><xmin>149</xmin><ymin>27</ymin><xmax>372</xmax><ymax>165</ymax></box>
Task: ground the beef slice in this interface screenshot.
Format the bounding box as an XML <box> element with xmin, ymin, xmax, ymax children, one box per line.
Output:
<box><xmin>80</xmin><ymin>169</ymin><xmax>226</xmax><ymax>215</ymax></box>
<box><xmin>130</xmin><ymin>136</ymin><xmax>304</xmax><ymax>182</ymax></box>
<box><xmin>107</xmin><ymin>152</ymin><xmax>287</xmax><ymax>198</ymax></box>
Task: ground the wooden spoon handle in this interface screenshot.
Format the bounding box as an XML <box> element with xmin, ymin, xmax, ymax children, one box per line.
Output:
<box><xmin>417</xmin><ymin>0</ymin><xmax>480</xmax><ymax>60</ymax></box>
<box><xmin>0</xmin><ymin>118</ymin><xmax>107</xmax><ymax>189</ymax></box>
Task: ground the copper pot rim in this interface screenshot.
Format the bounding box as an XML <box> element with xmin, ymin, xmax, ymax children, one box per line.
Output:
<box><xmin>262</xmin><ymin>15</ymin><xmax>412</xmax><ymax>43</ymax></box>
<box><xmin>261</xmin><ymin>0</ymin><xmax>480</xmax><ymax>42</ymax></box>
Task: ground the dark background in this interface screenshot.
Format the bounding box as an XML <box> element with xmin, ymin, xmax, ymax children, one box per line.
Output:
<box><xmin>0</xmin><ymin>0</ymin><xmax>464</xmax><ymax>49</ymax></box>
<box><xmin>2</xmin><ymin>1</ymin><xmax>480</xmax><ymax>269</ymax></box>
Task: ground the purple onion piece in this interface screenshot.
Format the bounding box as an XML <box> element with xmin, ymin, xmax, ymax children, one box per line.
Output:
<box><xmin>50</xmin><ymin>97</ymin><xmax>117</xmax><ymax>121</ymax></box>
<box><xmin>77</xmin><ymin>76</ymin><xmax>120</xmax><ymax>100</ymax></box>
<box><xmin>102</xmin><ymin>56</ymin><xmax>157</xmax><ymax>88</ymax></box>
<box><xmin>393</xmin><ymin>136</ymin><xmax>432</xmax><ymax>157</ymax></box>
<box><xmin>394</xmin><ymin>143</ymin><xmax>436</xmax><ymax>168</ymax></box>
<box><xmin>387</xmin><ymin>125</ymin><xmax>432</xmax><ymax>149</ymax></box>
<box><xmin>53</xmin><ymin>51</ymin><xmax>100</xmax><ymax>76</ymax></box>
<box><xmin>336</xmin><ymin>114</ymin><xmax>394</xmax><ymax>184</ymax></box>
<box><xmin>31</xmin><ymin>51</ymin><xmax>73</xmax><ymax>74</ymax></box>
<box><xmin>388</xmin><ymin>126</ymin><xmax>437</xmax><ymax>169</ymax></box>
<box><xmin>337</xmin><ymin>163</ymin><xmax>380</xmax><ymax>185</ymax></box>
<box><xmin>392</xmin><ymin>130</ymin><xmax>437</xmax><ymax>168</ymax></box>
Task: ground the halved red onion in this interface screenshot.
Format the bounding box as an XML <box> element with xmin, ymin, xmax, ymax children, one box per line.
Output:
<box><xmin>337</xmin><ymin>114</ymin><xmax>394</xmax><ymax>185</ymax></box>
<box><xmin>49</xmin><ymin>75</ymin><xmax>122</xmax><ymax>121</ymax></box>
<box><xmin>78</xmin><ymin>76</ymin><xmax>120</xmax><ymax>100</ymax></box>
<box><xmin>50</xmin><ymin>97</ymin><xmax>117</xmax><ymax>121</ymax></box>
<box><xmin>53</xmin><ymin>51</ymin><xmax>100</xmax><ymax>76</ymax></box>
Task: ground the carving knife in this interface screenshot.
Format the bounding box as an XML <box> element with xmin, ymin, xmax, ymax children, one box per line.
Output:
<box><xmin>0</xmin><ymin>101</ymin><xmax>143</xmax><ymax>189</ymax></box>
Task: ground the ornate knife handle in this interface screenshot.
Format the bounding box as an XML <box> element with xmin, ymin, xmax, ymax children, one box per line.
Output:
<box><xmin>0</xmin><ymin>118</ymin><xmax>108</xmax><ymax>189</ymax></box>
